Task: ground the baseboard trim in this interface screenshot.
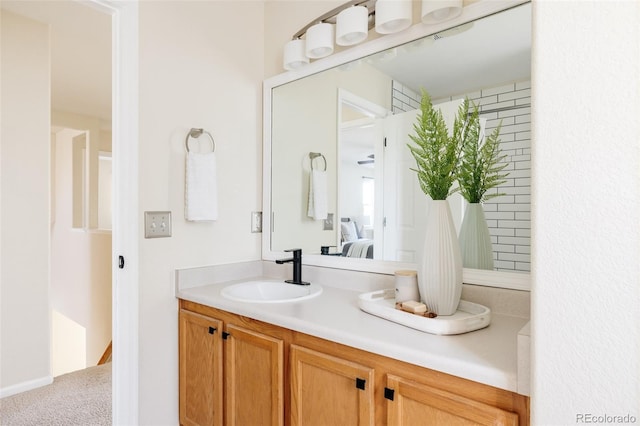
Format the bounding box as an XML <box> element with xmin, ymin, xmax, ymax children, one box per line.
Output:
<box><xmin>0</xmin><ymin>375</ymin><xmax>53</xmax><ymax>398</ymax></box>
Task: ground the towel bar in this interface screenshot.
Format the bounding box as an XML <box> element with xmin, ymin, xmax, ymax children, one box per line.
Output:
<box><xmin>185</xmin><ymin>128</ymin><xmax>215</xmax><ymax>153</ymax></box>
<box><xmin>309</xmin><ymin>152</ymin><xmax>326</xmax><ymax>171</ymax></box>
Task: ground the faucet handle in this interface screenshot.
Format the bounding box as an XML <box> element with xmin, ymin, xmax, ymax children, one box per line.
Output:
<box><xmin>284</xmin><ymin>248</ymin><xmax>302</xmax><ymax>259</ymax></box>
<box><xmin>276</xmin><ymin>248</ymin><xmax>302</xmax><ymax>264</ymax></box>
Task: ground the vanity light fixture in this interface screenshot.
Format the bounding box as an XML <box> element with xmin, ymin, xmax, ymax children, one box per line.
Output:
<box><xmin>421</xmin><ymin>0</ymin><xmax>463</xmax><ymax>25</ymax></box>
<box><xmin>306</xmin><ymin>22</ymin><xmax>335</xmax><ymax>59</ymax></box>
<box><xmin>283</xmin><ymin>0</ymin><xmax>376</xmax><ymax>71</ymax></box>
<box><xmin>375</xmin><ymin>0</ymin><xmax>413</xmax><ymax>34</ymax></box>
<box><xmin>282</xmin><ymin>0</ymin><xmax>467</xmax><ymax>71</ymax></box>
<box><xmin>283</xmin><ymin>38</ymin><xmax>309</xmax><ymax>71</ymax></box>
<box><xmin>336</xmin><ymin>5</ymin><xmax>370</xmax><ymax>46</ymax></box>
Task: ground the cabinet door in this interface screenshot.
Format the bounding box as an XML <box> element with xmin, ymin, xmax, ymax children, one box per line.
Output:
<box><xmin>385</xmin><ymin>375</ymin><xmax>519</xmax><ymax>426</ymax></box>
<box><xmin>290</xmin><ymin>345</ymin><xmax>374</xmax><ymax>426</ymax></box>
<box><xmin>224</xmin><ymin>324</ymin><xmax>284</xmax><ymax>426</ymax></box>
<box><xmin>179</xmin><ymin>309</ymin><xmax>224</xmax><ymax>426</ymax></box>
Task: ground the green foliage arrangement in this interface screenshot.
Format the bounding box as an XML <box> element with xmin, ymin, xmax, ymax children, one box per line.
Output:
<box><xmin>457</xmin><ymin>102</ymin><xmax>509</xmax><ymax>203</ymax></box>
<box><xmin>407</xmin><ymin>90</ymin><xmax>473</xmax><ymax>200</ymax></box>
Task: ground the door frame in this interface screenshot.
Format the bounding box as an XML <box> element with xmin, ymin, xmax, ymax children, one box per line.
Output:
<box><xmin>81</xmin><ymin>0</ymin><xmax>139</xmax><ymax>423</ymax></box>
<box><xmin>337</xmin><ymin>89</ymin><xmax>389</xmax><ymax>258</ymax></box>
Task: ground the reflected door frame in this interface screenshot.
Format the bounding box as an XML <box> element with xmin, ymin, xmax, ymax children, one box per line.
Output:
<box><xmin>337</xmin><ymin>89</ymin><xmax>390</xmax><ymax>258</ymax></box>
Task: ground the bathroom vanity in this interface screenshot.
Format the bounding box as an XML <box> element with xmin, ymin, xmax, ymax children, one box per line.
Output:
<box><xmin>177</xmin><ymin>1</ymin><xmax>533</xmax><ymax>424</ymax></box>
<box><xmin>176</xmin><ymin>263</ymin><xmax>530</xmax><ymax>426</ymax></box>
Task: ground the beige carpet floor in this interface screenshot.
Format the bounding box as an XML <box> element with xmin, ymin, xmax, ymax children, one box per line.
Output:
<box><xmin>0</xmin><ymin>363</ymin><xmax>111</xmax><ymax>426</ymax></box>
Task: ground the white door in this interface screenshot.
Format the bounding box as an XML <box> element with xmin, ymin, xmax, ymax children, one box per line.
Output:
<box><xmin>382</xmin><ymin>100</ymin><xmax>464</xmax><ymax>262</ymax></box>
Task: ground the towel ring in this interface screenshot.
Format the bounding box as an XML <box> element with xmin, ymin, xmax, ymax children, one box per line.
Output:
<box><xmin>309</xmin><ymin>152</ymin><xmax>326</xmax><ymax>171</ymax></box>
<box><xmin>185</xmin><ymin>128</ymin><xmax>215</xmax><ymax>153</ymax></box>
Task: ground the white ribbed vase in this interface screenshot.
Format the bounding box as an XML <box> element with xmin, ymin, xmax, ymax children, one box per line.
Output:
<box><xmin>459</xmin><ymin>203</ymin><xmax>494</xmax><ymax>270</ymax></box>
<box><xmin>418</xmin><ymin>200</ymin><xmax>463</xmax><ymax>316</ymax></box>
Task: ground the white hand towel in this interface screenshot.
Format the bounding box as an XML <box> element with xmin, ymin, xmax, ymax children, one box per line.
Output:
<box><xmin>307</xmin><ymin>169</ymin><xmax>328</xmax><ymax>220</ymax></box>
<box><xmin>185</xmin><ymin>151</ymin><xmax>218</xmax><ymax>221</ymax></box>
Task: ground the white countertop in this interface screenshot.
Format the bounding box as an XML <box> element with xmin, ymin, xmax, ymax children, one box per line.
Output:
<box><xmin>177</xmin><ymin>277</ymin><xmax>528</xmax><ymax>394</ymax></box>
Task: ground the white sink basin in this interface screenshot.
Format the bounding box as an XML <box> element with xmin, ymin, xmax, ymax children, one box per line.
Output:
<box><xmin>221</xmin><ymin>280</ymin><xmax>323</xmax><ymax>303</ymax></box>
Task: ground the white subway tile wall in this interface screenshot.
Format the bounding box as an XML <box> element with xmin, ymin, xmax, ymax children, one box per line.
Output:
<box><xmin>392</xmin><ymin>80</ymin><xmax>532</xmax><ymax>273</ymax></box>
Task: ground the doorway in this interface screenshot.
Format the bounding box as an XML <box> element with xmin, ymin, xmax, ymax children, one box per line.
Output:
<box><xmin>337</xmin><ymin>89</ymin><xmax>388</xmax><ymax>259</ymax></box>
<box><xmin>50</xmin><ymin>125</ymin><xmax>113</xmax><ymax>376</ymax></box>
<box><xmin>0</xmin><ymin>0</ymin><xmax>113</xmax><ymax>375</ymax></box>
<box><xmin>1</xmin><ymin>0</ymin><xmax>139</xmax><ymax>422</ymax></box>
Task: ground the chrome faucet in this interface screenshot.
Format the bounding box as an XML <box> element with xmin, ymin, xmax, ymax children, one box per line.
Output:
<box><xmin>275</xmin><ymin>248</ymin><xmax>310</xmax><ymax>285</ymax></box>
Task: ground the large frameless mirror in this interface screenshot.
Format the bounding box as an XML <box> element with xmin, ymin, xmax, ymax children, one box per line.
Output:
<box><xmin>264</xmin><ymin>1</ymin><xmax>531</xmax><ymax>290</ymax></box>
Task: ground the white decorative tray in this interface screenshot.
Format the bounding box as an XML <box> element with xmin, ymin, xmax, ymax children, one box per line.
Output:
<box><xmin>358</xmin><ymin>290</ymin><xmax>491</xmax><ymax>335</ymax></box>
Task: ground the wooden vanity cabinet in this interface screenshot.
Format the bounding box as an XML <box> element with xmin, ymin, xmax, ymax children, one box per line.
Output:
<box><xmin>224</xmin><ymin>324</ymin><xmax>284</xmax><ymax>426</ymax></box>
<box><xmin>179</xmin><ymin>300</ymin><xmax>529</xmax><ymax>426</ymax></box>
<box><xmin>179</xmin><ymin>301</ymin><xmax>285</xmax><ymax>426</ymax></box>
<box><xmin>385</xmin><ymin>375</ymin><xmax>519</xmax><ymax>425</ymax></box>
<box><xmin>290</xmin><ymin>345</ymin><xmax>374</xmax><ymax>426</ymax></box>
<box><xmin>292</xmin><ymin>332</ymin><xmax>528</xmax><ymax>426</ymax></box>
<box><xmin>179</xmin><ymin>309</ymin><xmax>223</xmax><ymax>426</ymax></box>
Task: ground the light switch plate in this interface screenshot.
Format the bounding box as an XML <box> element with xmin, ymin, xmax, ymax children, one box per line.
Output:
<box><xmin>323</xmin><ymin>213</ymin><xmax>334</xmax><ymax>231</ymax></box>
<box><xmin>251</xmin><ymin>211</ymin><xmax>262</xmax><ymax>233</ymax></box>
<box><xmin>144</xmin><ymin>211</ymin><xmax>172</xmax><ymax>238</ymax></box>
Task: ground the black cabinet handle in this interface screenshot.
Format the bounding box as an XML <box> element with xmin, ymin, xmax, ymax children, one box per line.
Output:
<box><xmin>356</xmin><ymin>378</ymin><xmax>366</xmax><ymax>390</ymax></box>
<box><xmin>208</xmin><ymin>327</ymin><xmax>216</xmax><ymax>334</ymax></box>
<box><xmin>118</xmin><ymin>255</ymin><xmax>125</xmax><ymax>269</ymax></box>
<box><xmin>384</xmin><ymin>387</ymin><xmax>395</xmax><ymax>401</ymax></box>
<box><xmin>222</xmin><ymin>332</ymin><xmax>230</xmax><ymax>340</ymax></box>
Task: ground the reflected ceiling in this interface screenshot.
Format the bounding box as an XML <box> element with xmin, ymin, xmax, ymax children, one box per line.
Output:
<box><xmin>370</xmin><ymin>4</ymin><xmax>531</xmax><ymax>99</ymax></box>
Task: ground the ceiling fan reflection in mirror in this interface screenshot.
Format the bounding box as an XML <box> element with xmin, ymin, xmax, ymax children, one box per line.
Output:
<box><xmin>357</xmin><ymin>154</ymin><xmax>375</xmax><ymax>166</ymax></box>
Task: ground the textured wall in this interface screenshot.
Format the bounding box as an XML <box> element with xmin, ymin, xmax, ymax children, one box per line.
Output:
<box><xmin>531</xmin><ymin>1</ymin><xmax>640</xmax><ymax>423</ymax></box>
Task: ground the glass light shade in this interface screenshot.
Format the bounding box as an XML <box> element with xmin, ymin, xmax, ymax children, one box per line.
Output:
<box><xmin>421</xmin><ymin>0</ymin><xmax>463</xmax><ymax>25</ymax></box>
<box><xmin>375</xmin><ymin>0</ymin><xmax>413</xmax><ymax>34</ymax></box>
<box><xmin>336</xmin><ymin>5</ymin><xmax>369</xmax><ymax>46</ymax></box>
<box><xmin>283</xmin><ymin>39</ymin><xmax>309</xmax><ymax>71</ymax></box>
<box><xmin>305</xmin><ymin>23</ymin><xmax>334</xmax><ymax>59</ymax></box>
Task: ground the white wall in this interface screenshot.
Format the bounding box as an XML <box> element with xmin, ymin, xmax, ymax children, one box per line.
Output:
<box><xmin>531</xmin><ymin>1</ymin><xmax>640</xmax><ymax>423</ymax></box>
<box><xmin>137</xmin><ymin>1</ymin><xmax>264</xmax><ymax>423</ymax></box>
<box><xmin>51</xmin><ymin>310</ymin><xmax>86</xmax><ymax>376</ymax></box>
<box><xmin>51</xmin><ymin>125</ymin><xmax>112</xmax><ymax>371</ymax></box>
<box><xmin>0</xmin><ymin>10</ymin><xmax>52</xmax><ymax>395</ymax></box>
